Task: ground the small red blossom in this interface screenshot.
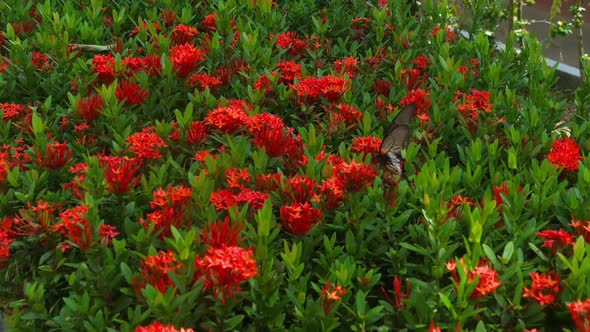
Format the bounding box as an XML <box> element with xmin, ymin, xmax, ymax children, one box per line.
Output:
<box><xmin>254</xmin><ymin>73</ymin><xmax>275</xmax><ymax>94</ymax></box>
<box><xmin>99</xmin><ymin>155</ymin><xmax>143</xmax><ymax>194</ymax></box>
<box><xmin>188</xmin><ymin>73</ymin><xmax>223</xmax><ymax>92</ymax></box>
<box><xmin>351</xmin><ymin>136</ymin><xmax>382</xmax><ymax>159</ymax></box>
<box><xmin>76</xmin><ymin>95</ymin><xmax>104</xmax><ymax>121</ymax></box>
<box><xmin>53</xmin><ymin>205</ymin><xmax>92</xmax><ymax>250</ymax></box>
<box><xmin>334</xmin><ymin>56</ymin><xmax>359</xmax><ymax>78</ymax></box>
<box><xmin>169</xmin><ymin>43</ymin><xmax>205</xmax><ymax>77</ymax></box>
<box><xmin>320</xmin><ymin>281</ymin><xmax>347</xmax><ymax>315</ymax></box>
<box><xmin>547</xmin><ymin>137</ymin><xmax>583</xmax><ymax>172</ymax></box>
<box><xmin>569</xmin><ymin>299</ymin><xmax>590</xmax><ymax>332</ymax></box>
<box><xmin>135</xmin><ymin>251</ymin><xmax>182</xmax><ymax>294</ymax></box>
<box><xmin>252</xmin><ymin>126</ymin><xmax>299</xmax><ymax>158</ymax></box>
<box><xmin>115</xmin><ymin>80</ymin><xmax>149</xmax><ymax>106</ymax></box>
<box><xmin>31</xmin><ymin>52</ymin><xmax>53</xmax><ymax>71</ymax></box>
<box><xmin>143</xmin><ymin>54</ymin><xmax>163</xmax><ymax>76</ymax></box>
<box><xmin>279</xmin><ymin>202</ymin><xmax>323</xmax><ymax>235</ymax></box>
<box><xmin>135</xmin><ymin>321</ymin><xmax>194</xmax><ymax>332</ymax></box>
<box><xmin>316</xmin><ymin>176</ymin><xmax>346</xmax><ymax>210</ymax></box>
<box><xmin>210</xmin><ymin>189</ymin><xmax>238</xmax><ymax>211</ymax></box>
<box><xmin>36</xmin><ymin>141</ymin><xmax>73</xmax><ymax>170</ymax></box>
<box><xmin>536</xmin><ymin>229</ymin><xmax>575</xmax><ymax>254</ymax></box>
<box><xmin>246</xmin><ymin>112</ymin><xmax>285</xmax><ymax>135</ymax></box>
<box><xmin>91</xmin><ymin>54</ymin><xmax>117</xmax><ymax>83</ymax></box>
<box><xmin>447</xmin><ymin>258</ymin><xmax>502</xmax><ymax>299</ymax></box>
<box><xmin>277</xmin><ymin>60</ymin><xmax>302</xmax><ymax>84</ymax></box>
<box><xmin>99</xmin><ymin>224</ymin><xmax>119</xmax><ymax>246</ymax></box>
<box><xmin>122</xmin><ymin>56</ymin><xmax>146</xmax><ymax>75</ymax></box>
<box><xmin>172</xmin><ymin>23</ymin><xmax>199</xmax><ymax>45</ymax></box>
<box><xmin>400</xmin><ymin>88</ymin><xmax>431</xmax><ymax>121</ymax></box>
<box><xmin>185</xmin><ymin>121</ymin><xmax>209</xmax><ymax>145</ymax></box>
<box><xmin>195</xmin><ymin>245</ymin><xmax>258</xmax><ymax>303</ymax></box>
<box><xmin>225</xmin><ymin>167</ymin><xmax>252</xmax><ymax>189</ymax></box>
<box><xmin>571</xmin><ymin>217</ymin><xmax>590</xmax><ymax>242</ymax></box>
<box><xmin>129</xmin><ymin>21</ymin><xmax>162</xmax><ymax>38</ymax></box>
<box><xmin>429</xmin><ymin>322</ymin><xmax>442</xmax><ymax>332</ymax></box>
<box><xmin>382</xmin><ymin>276</ymin><xmax>411</xmax><ymax>309</ymax></box>
<box><xmin>291</xmin><ymin>76</ymin><xmax>350</xmax><ymax>105</ymax></box>
<box><xmin>523</xmin><ymin>271</ymin><xmax>560</xmax><ymax>306</ymax></box>
<box><xmin>401</xmin><ymin>68</ymin><xmax>427</xmax><ymax>90</ymax></box>
<box><xmin>274</xmin><ymin>31</ymin><xmax>310</xmax><ymax>57</ymax></box>
<box><xmin>283</xmin><ymin>174</ymin><xmax>317</xmax><ymax>203</ymax></box>
<box><xmin>333</xmin><ymin>160</ymin><xmax>377</xmax><ymax>192</ymax></box>
<box><xmin>255</xmin><ymin>172</ymin><xmax>282</xmax><ymax>192</ymax></box>
<box><xmin>235</xmin><ymin>189</ymin><xmax>269</xmax><ymax>211</ymax></box>
<box><xmin>201</xmin><ymin>217</ymin><xmax>243</xmax><ymax>248</ymax></box>
<box><xmin>205</xmin><ymin>105</ymin><xmax>249</xmax><ymax>133</ymax></box>
<box><xmin>412</xmin><ymin>55</ymin><xmax>431</xmax><ymax>71</ymax></box>
<box><xmin>127</xmin><ymin>127</ymin><xmax>167</xmax><ymax>159</ymax></box>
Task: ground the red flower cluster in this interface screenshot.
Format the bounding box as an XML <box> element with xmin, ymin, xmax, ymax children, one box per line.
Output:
<box><xmin>279</xmin><ymin>202</ymin><xmax>323</xmax><ymax>235</ymax></box>
<box><xmin>273</xmin><ymin>31</ymin><xmax>310</xmax><ymax>57</ymax></box>
<box><xmin>0</xmin><ymin>143</ymin><xmax>31</xmax><ymax>182</ymax></box>
<box><xmin>200</xmin><ymin>217</ymin><xmax>243</xmax><ymax>248</ymax></box>
<box><xmin>53</xmin><ymin>205</ymin><xmax>92</xmax><ymax>250</ymax></box>
<box><xmin>571</xmin><ymin>217</ymin><xmax>590</xmax><ymax>242</ymax></box>
<box><xmin>547</xmin><ymin>137</ymin><xmax>583</xmax><ymax>172</ymax></box>
<box><xmin>169</xmin><ymin>43</ymin><xmax>205</xmax><ymax>77</ymax></box>
<box><xmin>277</xmin><ymin>60</ymin><xmax>302</xmax><ymax>84</ymax></box>
<box><xmin>334</xmin><ymin>56</ymin><xmax>359</xmax><ymax>78</ymax></box>
<box><xmin>36</xmin><ymin>141</ymin><xmax>73</xmax><ymax>170</ymax></box>
<box><xmin>99</xmin><ymin>155</ymin><xmax>143</xmax><ymax>194</ymax></box>
<box><xmin>116</xmin><ymin>79</ymin><xmax>150</xmax><ymax>106</ymax></box>
<box><xmin>210</xmin><ymin>186</ymin><xmax>268</xmax><ymax>212</ymax></box>
<box><xmin>0</xmin><ymin>217</ymin><xmax>15</xmax><ymax>265</ymax></box>
<box><xmin>283</xmin><ymin>174</ymin><xmax>317</xmax><ymax>203</ymax></box>
<box><xmin>454</xmin><ymin>89</ymin><xmax>493</xmax><ymax>120</ymax></box>
<box><xmin>325</xmin><ymin>103</ymin><xmax>364</xmax><ymax>132</ymax></box>
<box><xmin>76</xmin><ymin>95</ymin><xmax>104</xmax><ymax>121</ymax></box>
<box><xmin>135</xmin><ymin>251</ymin><xmax>182</xmax><ymax>294</ymax></box>
<box><xmin>195</xmin><ymin>245</ymin><xmax>258</xmax><ymax>303</ymax></box>
<box><xmin>136</xmin><ymin>321</ymin><xmax>194</xmax><ymax>332</ymax></box>
<box><xmin>351</xmin><ymin>136</ymin><xmax>381</xmax><ymax>158</ymax></box>
<box><xmin>291</xmin><ymin>76</ymin><xmax>350</xmax><ymax>105</ymax></box>
<box><xmin>142</xmin><ymin>184</ymin><xmax>193</xmax><ymax>238</ymax></box>
<box><xmin>31</xmin><ymin>52</ymin><xmax>54</xmax><ymax>71</ymax></box>
<box><xmin>171</xmin><ymin>23</ymin><xmax>199</xmax><ymax>45</ymax></box>
<box><xmin>10</xmin><ymin>199</ymin><xmax>57</xmax><ymax>237</ymax></box>
<box><xmin>446</xmin><ymin>258</ymin><xmax>502</xmax><ymax>299</ymax></box>
<box><xmin>332</xmin><ymin>160</ymin><xmax>378</xmax><ymax>192</ymax></box>
<box><xmin>91</xmin><ymin>54</ymin><xmax>116</xmax><ymax>83</ymax></box>
<box><xmin>401</xmin><ymin>68</ymin><xmax>427</xmax><ymax>90</ymax></box>
<box><xmin>536</xmin><ymin>229</ymin><xmax>575</xmax><ymax>254</ymax></box>
<box><xmin>444</xmin><ymin>195</ymin><xmax>474</xmax><ymax>223</ymax></box>
<box><xmin>523</xmin><ymin>271</ymin><xmax>560</xmax><ymax>305</ymax></box>
<box><xmin>188</xmin><ymin>73</ymin><xmax>223</xmax><ymax>92</ymax></box>
<box><xmin>320</xmin><ymin>281</ymin><xmax>347</xmax><ymax>315</ymax></box>
<box><xmin>127</xmin><ymin>127</ymin><xmax>167</xmax><ymax>159</ymax></box>
<box><xmin>205</xmin><ymin>103</ymin><xmax>249</xmax><ymax>133</ymax></box>
<box><xmin>569</xmin><ymin>299</ymin><xmax>590</xmax><ymax>332</ymax></box>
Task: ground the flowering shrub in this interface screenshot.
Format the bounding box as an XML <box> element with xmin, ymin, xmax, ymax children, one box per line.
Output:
<box><xmin>1</xmin><ymin>0</ymin><xmax>590</xmax><ymax>331</ymax></box>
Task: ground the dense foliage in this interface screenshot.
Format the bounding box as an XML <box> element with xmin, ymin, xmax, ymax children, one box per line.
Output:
<box><xmin>1</xmin><ymin>0</ymin><xmax>590</xmax><ymax>331</ymax></box>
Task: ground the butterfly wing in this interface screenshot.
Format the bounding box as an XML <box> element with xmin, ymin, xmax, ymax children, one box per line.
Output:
<box><xmin>379</xmin><ymin>103</ymin><xmax>416</xmax><ymax>175</ymax></box>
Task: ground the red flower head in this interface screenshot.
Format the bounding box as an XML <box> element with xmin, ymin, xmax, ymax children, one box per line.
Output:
<box><xmin>235</xmin><ymin>189</ymin><xmax>269</xmax><ymax>211</ymax></box>
<box><xmin>142</xmin><ymin>54</ymin><xmax>163</xmax><ymax>77</ymax></box>
<box><xmin>99</xmin><ymin>224</ymin><xmax>119</xmax><ymax>246</ymax></box>
<box><xmin>571</xmin><ymin>217</ymin><xmax>590</xmax><ymax>243</ymax></box>
<box><xmin>122</xmin><ymin>56</ymin><xmax>146</xmax><ymax>75</ymax></box>
<box><xmin>210</xmin><ymin>189</ymin><xmax>238</xmax><ymax>211</ymax></box>
<box><xmin>412</xmin><ymin>55</ymin><xmax>431</xmax><ymax>71</ymax></box>
<box><xmin>99</xmin><ymin>155</ymin><xmax>143</xmax><ymax>194</ymax></box>
<box><xmin>91</xmin><ymin>54</ymin><xmax>117</xmax><ymax>83</ymax></box>
<box><xmin>334</xmin><ymin>56</ymin><xmax>359</xmax><ymax>78</ymax></box>
<box><xmin>77</xmin><ymin>95</ymin><xmax>104</xmax><ymax>121</ymax></box>
<box><xmin>225</xmin><ymin>167</ymin><xmax>252</xmax><ymax>189</ymax></box>
<box><xmin>333</xmin><ymin>160</ymin><xmax>377</xmax><ymax>192</ymax></box>
<box><xmin>320</xmin><ymin>281</ymin><xmax>347</xmax><ymax>315</ymax></box>
<box><xmin>135</xmin><ymin>251</ymin><xmax>182</xmax><ymax>294</ymax></box>
<box><xmin>446</xmin><ymin>258</ymin><xmax>502</xmax><ymax>299</ymax></box>
<box><xmin>188</xmin><ymin>73</ymin><xmax>223</xmax><ymax>92</ymax></box>
<box><xmin>569</xmin><ymin>299</ymin><xmax>590</xmax><ymax>332</ymax></box>
<box><xmin>400</xmin><ymin>88</ymin><xmax>431</xmax><ymax>121</ymax></box>
<box><xmin>253</xmin><ymin>126</ymin><xmax>299</xmax><ymax>158</ymax></box>
<box><xmin>274</xmin><ymin>31</ymin><xmax>310</xmax><ymax>57</ymax></box>
<box><xmin>116</xmin><ymin>79</ymin><xmax>150</xmax><ymax>106</ymax></box>
<box><xmin>280</xmin><ymin>202</ymin><xmax>323</xmax><ymax>235</ymax></box>
<box><xmin>382</xmin><ymin>276</ymin><xmax>411</xmax><ymax>309</ymax></box>
<box><xmin>547</xmin><ymin>137</ymin><xmax>583</xmax><ymax>172</ymax></box>
<box><xmin>523</xmin><ymin>271</ymin><xmax>560</xmax><ymax>306</ymax></box>
<box><xmin>429</xmin><ymin>322</ymin><xmax>442</xmax><ymax>332</ymax></box>
<box><xmin>291</xmin><ymin>76</ymin><xmax>350</xmax><ymax>105</ymax></box>
<box><xmin>277</xmin><ymin>60</ymin><xmax>302</xmax><ymax>84</ymax></box>
<box><xmin>254</xmin><ymin>73</ymin><xmax>275</xmax><ymax>94</ymax></box>
<box><xmin>255</xmin><ymin>172</ymin><xmax>282</xmax><ymax>192</ymax></box>
<box><xmin>135</xmin><ymin>321</ymin><xmax>194</xmax><ymax>332</ymax></box>
<box><xmin>53</xmin><ymin>205</ymin><xmax>92</xmax><ymax>250</ymax></box>
<box><xmin>127</xmin><ymin>127</ymin><xmax>167</xmax><ymax>159</ymax></box>
<box><xmin>36</xmin><ymin>141</ymin><xmax>73</xmax><ymax>170</ymax></box>
<box><xmin>316</xmin><ymin>176</ymin><xmax>346</xmax><ymax>210</ymax></box>
<box><xmin>246</xmin><ymin>112</ymin><xmax>284</xmax><ymax>136</ymax></box>
<box><xmin>0</xmin><ymin>217</ymin><xmax>15</xmax><ymax>265</ymax></box>
<box><xmin>169</xmin><ymin>43</ymin><xmax>205</xmax><ymax>77</ymax></box>
<box><xmin>142</xmin><ymin>184</ymin><xmax>193</xmax><ymax>238</ymax></box>
<box><xmin>195</xmin><ymin>245</ymin><xmax>258</xmax><ymax>303</ymax></box>
<box><xmin>333</xmin><ymin>103</ymin><xmax>363</xmax><ymax>128</ymax></box>
<box><xmin>351</xmin><ymin>136</ymin><xmax>382</xmax><ymax>159</ymax></box>
<box><xmin>401</xmin><ymin>68</ymin><xmax>427</xmax><ymax>90</ymax></box>
<box><xmin>283</xmin><ymin>174</ymin><xmax>317</xmax><ymax>203</ymax></box>
<box><xmin>205</xmin><ymin>104</ymin><xmax>249</xmax><ymax>133</ymax></box>
<box><xmin>201</xmin><ymin>217</ymin><xmax>243</xmax><ymax>248</ymax></box>
<box><xmin>536</xmin><ymin>229</ymin><xmax>575</xmax><ymax>254</ymax></box>
<box><xmin>172</xmin><ymin>23</ymin><xmax>199</xmax><ymax>45</ymax></box>
<box><xmin>185</xmin><ymin>121</ymin><xmax>209</xmax><ymax>145</ymax></box>
<box><xmin>31</xmin><ymin>52</ymin><xmax>54</xmax><ymax>71</ymax></box>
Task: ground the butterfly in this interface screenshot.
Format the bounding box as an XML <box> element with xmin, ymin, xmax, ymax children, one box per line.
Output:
<box><xmin>378</xmin><ymin>102</ymin><xmax>416</xmax><ymax>183</ymax></box>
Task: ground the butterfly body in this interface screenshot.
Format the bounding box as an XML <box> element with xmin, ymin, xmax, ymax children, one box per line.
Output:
<box><xmin>378</xmin><ymin>103</ymin><xmax>416</xmax><ymax>182</ymax></box>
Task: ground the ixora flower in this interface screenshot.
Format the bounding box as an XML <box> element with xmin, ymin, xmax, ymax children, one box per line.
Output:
<box><xmin>320</xmin><ymin>281</ymin><xmax>347</xmax><ymax>315</ymax></box>
<box><xmin>115</xmin><ymin>79</ymin><xmax>150</xmax><ymax>106</ymax></box>
<box><xmin>279</xmin><ymin>202</ymin><xmax>323</xmax><ymax>235</ymax></box>
<box><xmin>91</xmin><ymin>54</ymin><xmax>117</xmax><ymax>84</ymax></box>
<box><xmin>171</xmin><ymin>23</ymin><xmax>199</xmax><ymax>45</ymax></box>
<box><xmin>169</xmin><ymin>43</ymin><xmax>205</xmax><ymax>77</ymax></box>
<box><xmin>135</xmin><ymin>321</ymin><xmax>194</xmax><ymax>332</ymax></box>
<box><xmin>127</xmin><ymin>127</ymin><xmax>167</xmax><ymax>159</ymax></box>
<box><xmin>446</xmin><ymin>258</ymin><xmax>502</xmax><ymax>299</ymax></box>
<box><xmin>53</xmin><ymin>205</ymin><xmax>92</xmax><ymax>250</ymax></box>
<box><xmin>571</xmin><ymin>217</ymin><xmax>590</xmax><ymax>242</ymax></box>
<box><xmin>195</xmin><ymin>245</ymin><xmax>258</xmax><ymax>303</ymax></box>
<box><xmin>291</xmin><ymin>76</ymin><xmax>350</xmax><ymax>105</ymax></box>
<box><xmin>205</xmin><ymin>104</ymin><xmax>249</xmax><ymax>133</ymax></box>
<box><xmin>76</xmin><ymin>95</ymin><xmax>104</xmax><ymax>121</ymax></box>
<box><xmin>547</xmin><ymin>137</ymin><xmax>583</xmax><ymax>172</ymax></box>
<box><xmin>200</xmin><ymin>217</ymin><xmax>243</xmax><ymax>248</ymax></box>
<box><xmin>536</xmin><ymin>229</ymin><xmax>575</xmax><ymax>254</ymax></box>
<box><xmin>523</xmin><ymin>271</ymin><xmax>560</xmax><ymax>306</ymax></box>
<box><xmin>134</xmin><ymin>250</ymin><xmax>182</xmax><ymax>294</ymax></box>
<box><xmin>35</xmin><ymin>141</ymin><xmax>73</xmax><ymax>170</ymax></box>
<box><xmin>283</xmin><ymin>174</ymin><xmax>317</xmax><ymax>203</ymax></box>
<box><xmin>568</xmin><ymin>299</ymin><xmax>590</xmax><ymax>332</ymax></box>
<box><xmin>99</xmin><ymin>155</ymin><xmax>143</xmax><ymax>194</ymax></box>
